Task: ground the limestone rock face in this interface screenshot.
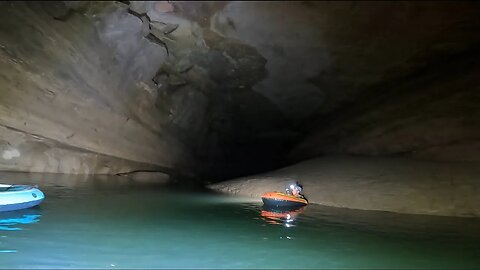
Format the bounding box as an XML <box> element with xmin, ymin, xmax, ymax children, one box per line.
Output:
<box><xmin>158</xmin><ymin>1</ymin><xmax>480</xmax><ymax>174</ymax></box>
<box><xmin>290</xmin><ymin>59</ymin><xmax>480</xmax><ymax>162</ymax></box>
<box><xmin>0</xmin><ymin>125</ymin><xmax>159</xmax><ymax>174</ymax></box>
<box><xmin>0</xmin><ymin>2</ymin><xmax>190</xmax><ymax>174</ymax></box>
<box><xmin>212</xmin><ymin>2</ymin><xmax>480</xmax><ymax>120</ymax></box>
<box><xmin>1</xmin><ymin>1</ymin><xmax>480</xmax><ymax>179</ymax></box>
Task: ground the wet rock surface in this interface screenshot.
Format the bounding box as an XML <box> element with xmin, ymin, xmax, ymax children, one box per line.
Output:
<box><xmin>209</xmin><ymin>156</ymin><xmax>480</xmax><ymax>217</ymax></box>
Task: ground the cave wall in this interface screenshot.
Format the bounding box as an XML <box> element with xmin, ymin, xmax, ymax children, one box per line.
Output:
<box><xmin>291</xmin><ymin>60</ymin><xmax>480</xmax><ymax>162</ymax></box>
<box><xmin>134</xmin><ymin>1</ymin><xmax>480</xmax><ymax>178</ymax></box>
<box><xmin>0</xmin><ymin>2</ymin><xmax>191</xmax><ymax>174</ymax></box>
<box><xmin>0</xmin><ymin>1</ymin><xmax>290</xmax><ymax>177</ymax></box>
<box><xmin>195</xmin><ymin>1</ymin><xmax>480</xmax><ymax>166</ymax></box>
<box><xmin>212</xmin><ymin>1</ymin><xmax>480</xmax><ymax>118</ymax></box>
<box><xmin>0</xmin><ymin>1</ymin><xmax>479</xmax><ymax>178</ymax></box>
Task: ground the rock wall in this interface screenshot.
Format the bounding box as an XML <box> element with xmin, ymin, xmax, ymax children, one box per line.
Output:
<box><xmin>1</xmin><ymin>1</ymin><xmax>480</xmax><ymax>179</ymax></box>
<box><xmin>252</xmin><ymin>2</ymin><xmax>480</xmax><ymax>164</ymax></box>
<box><xmin>212</xmin><ymin>1</ymin><xmax>480</xmax><ymax>120</ymax></box>
<box><xmin>133</xmin><ymin>1</ymin><xmax>480</xmax><ymax>178</ymax></box>
<box><xmin>125</xmin><ymin>1</ymin><xmax>296</xmax><ymax>179</ymax></box>
<box><xmin>291</xmin><ymin>55</ymin><xmax>480</xmax><ymax>162</ymax></box>
<box><xmin>0</xmin><ymin>2</ymin><xmax>191</xmax><ymax>174</ymax></box>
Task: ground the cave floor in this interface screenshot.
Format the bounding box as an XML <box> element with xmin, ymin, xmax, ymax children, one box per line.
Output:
<box><xmin>1</xmin><ymin>173</ymin><xmax>480</xmax><ymax>268</ymax></box>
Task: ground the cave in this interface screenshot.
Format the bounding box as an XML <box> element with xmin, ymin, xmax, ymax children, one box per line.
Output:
<box><xmin>1</xmin><ymin>1</ymin><xmax>480</xmax><ymax>268</ymax></box>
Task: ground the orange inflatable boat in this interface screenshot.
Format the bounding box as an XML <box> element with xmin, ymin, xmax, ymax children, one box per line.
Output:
<box><xmin>261</xmin><ymin>191</ymin><xmax>308</xmax><ymax>208</ymax></box>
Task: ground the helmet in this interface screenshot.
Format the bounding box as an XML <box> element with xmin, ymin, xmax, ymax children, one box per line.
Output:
<box><xmin>288</xmin><ymin>182</ymin><xmax>302</xmax><ymax>193</ymax></box>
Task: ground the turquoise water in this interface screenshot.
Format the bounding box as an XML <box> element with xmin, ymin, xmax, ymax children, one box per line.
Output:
<box><xmin>1</xmin><ymin>173</ymin><xmax>480</xmax><ymax>269</ymax></box>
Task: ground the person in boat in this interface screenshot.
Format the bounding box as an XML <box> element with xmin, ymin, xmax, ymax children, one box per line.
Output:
<box><xmin>285</xmin><ymin>181</ymin><xmax>307</xmax><ymax>200</ymax></box>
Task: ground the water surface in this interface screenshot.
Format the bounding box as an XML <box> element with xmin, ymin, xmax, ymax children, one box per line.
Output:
<box><xmin>1</xmin><ymin>173</ymin><xmax>480</xmax><ymax>268</ymax></box>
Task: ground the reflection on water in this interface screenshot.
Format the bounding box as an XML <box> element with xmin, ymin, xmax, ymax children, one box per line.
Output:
<box><xmin>0</xmin><ymin>209</ymin><xmax>41</xmax><ymax>253</ymax></box>
<box><xmin>0</xmin><ymin>172</ymin><xmax>479</xmax><ymax>268</ymax></box>
<box><xmin>261</xmin><ymin>206</ymin><xmax>305</xmax><ymax>227</ymax></box>
<box><xmin>0</xmin><ymin>209</ymin><xmax>41</xmax><ymax>231</ymax></box>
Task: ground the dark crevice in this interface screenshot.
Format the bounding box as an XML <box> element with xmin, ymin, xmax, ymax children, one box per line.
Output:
<box><xmin>146</xmin><ymin>34</ymin><xmax>170</xmax><ymax>55</ymax></box>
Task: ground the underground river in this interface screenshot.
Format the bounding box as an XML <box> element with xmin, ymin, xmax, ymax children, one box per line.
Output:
<box><xmin>1</xmin><ymin>173</ymin><xmax>480</xmax><ymax>269</ymax></box>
